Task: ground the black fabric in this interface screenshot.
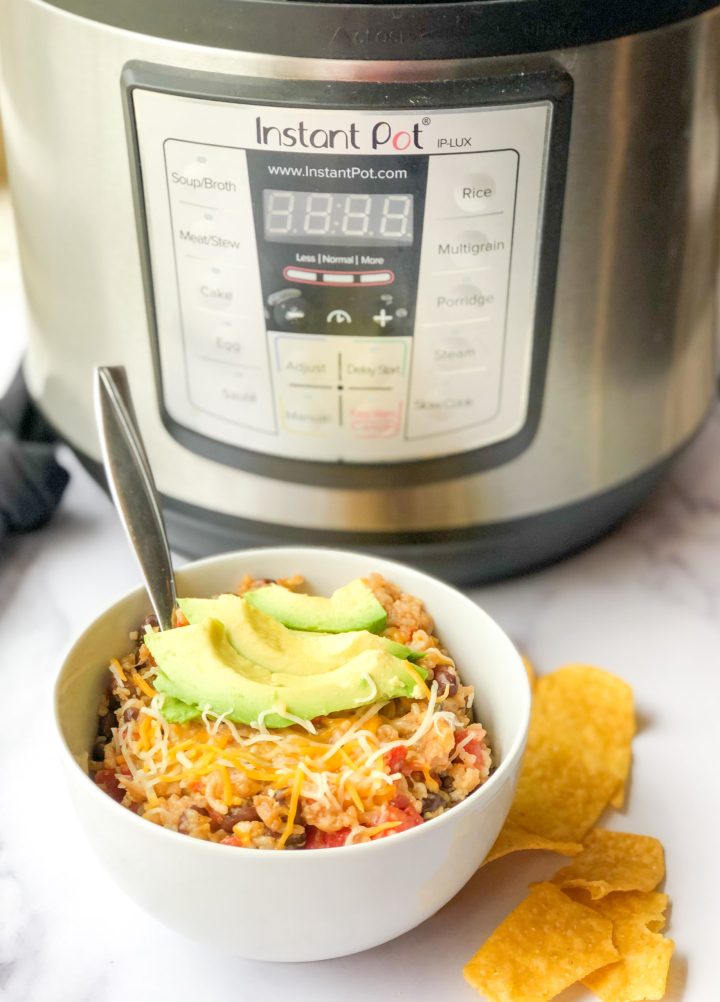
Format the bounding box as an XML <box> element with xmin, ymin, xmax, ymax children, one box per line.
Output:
<box><xmin>0</xmin><ymin>368</ymin><xmax>69</xmax><ymax>537</ymax></box>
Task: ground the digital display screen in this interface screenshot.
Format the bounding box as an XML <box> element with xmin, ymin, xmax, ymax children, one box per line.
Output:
<box><xmin>263</xmin><ymin>190</ymin><xmax>414</xmax><ymax>246</ymax></box>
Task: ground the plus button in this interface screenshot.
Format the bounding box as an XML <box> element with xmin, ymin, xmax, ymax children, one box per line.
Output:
<box><xmin>373</xmin><ymin>308</ymin><xmax>393</xmax><ymax>329</ymax></box>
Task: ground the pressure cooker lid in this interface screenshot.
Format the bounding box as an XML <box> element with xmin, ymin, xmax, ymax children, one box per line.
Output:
<box><xmin>41</xmin><ymin>0</ymin><xmax>720</xmax><ymax>60</ymax></box>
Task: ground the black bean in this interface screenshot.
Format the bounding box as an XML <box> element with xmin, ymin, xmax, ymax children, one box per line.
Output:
<box><xmin>98</xmin><ymin>711</ymin><xmax>115</xmax><ymax>742</ymax></box>
<box><xmin>91</xmin><ymin>738</ymin><xmax>107</xmax><ymax>762</ymax></box>
<box><xmin>440</xmin><ymin>774</ymin><xmax>454</xmax><ymax>791</ymax></box>
<box><xmin>123</xmin><ymin>706</ymin><xmax>139</xmax><ymax>722</ymax></box>
<box><xmin>421</xmin><ymin>793</ymin><xmax>445</xmax><ymax>816</ymax></box>
<box><xmin>140</xmin><ymin>614</ymin><xmax>159</xmax><ymax>633</ymax></box>
<box><xmin>285</xmin><ymin>830</ymin><xmax>307</xmax><ymax>848</ymax></box>
<box><xmin>433</xmin><ymin>667</ymin><xmax>458</xmax><ymax>696</ymax></box>
<box><xmin>220</xmin><ymin>803</ymin><xmax>259</xmax><ymax>831</ymax></box>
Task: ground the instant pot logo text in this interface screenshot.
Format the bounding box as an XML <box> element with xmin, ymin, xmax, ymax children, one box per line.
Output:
<box><xmin>255</xmin><ymin>116</ymin><xmax>423</xmax><ymax>152</ymax></box>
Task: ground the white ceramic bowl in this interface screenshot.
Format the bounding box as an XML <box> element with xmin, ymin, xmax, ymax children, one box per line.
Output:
<box><xmin>55</xmin><ymin>547</ymin><xmax>530</xmax><ymax>962</ymax></box>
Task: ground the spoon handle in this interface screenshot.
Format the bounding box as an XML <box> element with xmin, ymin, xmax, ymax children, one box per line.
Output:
<box><xmin>94</xmin><ymin>365</ymin><xmax>177</xmax><ymax>631</ymax></box>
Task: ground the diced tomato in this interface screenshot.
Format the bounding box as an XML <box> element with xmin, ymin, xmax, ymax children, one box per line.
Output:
<box><xmin>174</xmin><ymin>610</ymin><xmax>190</xmax><ymax>627</ymax></box>
<box><xmin>384</xmin><ymin>746</ymin><xmax>407</xmax><ymax>773</ymax></box>
<box><xmin>94</xmin><ymin>769</ymin><xmax>124</xmax><ymax>803</ymax></box>
<box><xmin>220</xmin><ymin>835</ymin><xmax>243</xmax><ymax>847</ymax></box>
<box><xmin>372</xmin><ymin>799</ymin><xmax>424</xmax><ymax>839</ymax></box>
<box><xmin>454</xmin><ymin>727</ymin><xmax>488</xmax><ymax>769</ymax></box>
<box><xmin>304</xmin><ymin>826</ymin><xmax>351</xmax><ymax>849</ymax></box>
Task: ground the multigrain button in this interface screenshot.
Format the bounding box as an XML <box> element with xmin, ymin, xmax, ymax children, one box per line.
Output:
<box><xmin>454</xmin><ymin>174</ymin><xmax>496</xmax><ymax>214</ymax></box>
<box><xmin>432</xmin><ymin>228</ymin><xmax>508</xmax><ymax>272</ymax></box>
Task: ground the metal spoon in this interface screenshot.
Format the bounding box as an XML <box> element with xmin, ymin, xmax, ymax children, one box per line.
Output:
<box><xmin>94</xmin><ymin>365</ymin><xmax>177</xmax><ymax>630</ymax></box>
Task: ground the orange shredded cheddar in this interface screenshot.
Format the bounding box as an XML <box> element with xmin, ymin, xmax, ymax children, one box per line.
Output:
<box><xmin>278</xmin><ymin>767</ymin><xmax>304</xmax><ymax>849</ymax></box>
<box><xmin>131</xmin><ymin>671</ymin><xmax>156</xmax><ymax>699</ymax></box>
<box><xmin>111</xmin><ymin>658</ymin><xmax>127</xmax><ymax>682</ymax></box>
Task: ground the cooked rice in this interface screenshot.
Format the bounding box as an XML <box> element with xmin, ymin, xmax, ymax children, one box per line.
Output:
<box><xmin>90</xmin><ymin>574</ymin><xmax>491</xmax><ymax>849</ymax></box>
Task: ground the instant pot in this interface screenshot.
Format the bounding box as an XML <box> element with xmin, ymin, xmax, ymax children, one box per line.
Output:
<box><xmin>1</xmin><ymin>0</ymin><xmax>719</xmax><ymax>582</ymax></box>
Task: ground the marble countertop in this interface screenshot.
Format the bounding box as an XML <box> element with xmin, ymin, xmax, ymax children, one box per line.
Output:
<box><xmin>1</xmin><ymin>188</ymin><xmax>719</xmax><ymax>1002</ymax></box>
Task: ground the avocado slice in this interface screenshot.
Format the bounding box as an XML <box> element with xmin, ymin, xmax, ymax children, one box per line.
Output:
<box><xmin>145</xmin><ymin>618</ymin><xmax>427</xmax><ymax>729</ymax></box>
<box><xmin>178</xmin><ymin>594</ymin><xmax>420</xmax><ymax>674</ymax></box>
<box><xmin>244</xmin><ymin>579</ymin><xmax>387</xmax><ymax>634</ymax></box>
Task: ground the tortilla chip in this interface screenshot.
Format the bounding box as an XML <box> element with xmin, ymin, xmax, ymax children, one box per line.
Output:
<box><xmin>485</xmin><ymin>821</ymin><xmax>581</xmax><ymax>864</ymax></box>
<box><xmin>522</xmin><ymin>656</ymin><xmax>536</xmax><ymax>688</ymax></box>
<box><xmin>464</xmin><ymin>883</ymin><xmax>618</xmax><ymax>1002</ymax></box>
<box><xmin>581</xmin><ymin>891</ymin><xmax>674</xmax><ymax>1002</ymax></box>
<box><xmin>503</xmin><ymin>665</ymin><xmax>635</xmax><ymax>844</ymax></box>
<box><xmin>550</xmin><ymin>829</ymin><xmax>664</xmax><ymax>899</ymax></box>
<box><xmin>610</xmin><ymin>780</ymin><xmax>627</xmax><ymax>810</ymax></box>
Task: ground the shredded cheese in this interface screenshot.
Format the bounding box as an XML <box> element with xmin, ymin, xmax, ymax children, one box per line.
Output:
<box><xmin>131</xmin><ymin>670</ymin><xmax>156</xmax><ymax>699</ymax></box>
<box><xmin>277</xmin><ymin>766</ymin><xmax>304</xmax><ymax>848</ymax></box>
<box><xmin>111</xmin><ymin>658</ymin><xmax>127</xmax><ymax>683</ymax></box>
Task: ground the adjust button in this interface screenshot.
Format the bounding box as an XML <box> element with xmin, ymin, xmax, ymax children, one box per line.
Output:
<box><xmin>276</xmin><ymin>336</ymin><xmax>338</xmax><ymax>386</ymax></box>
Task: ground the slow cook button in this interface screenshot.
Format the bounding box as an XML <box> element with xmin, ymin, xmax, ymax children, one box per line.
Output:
<box><xmin>187</xmin><ymin>360</ymin><xmax>275</xmax><ymax>432</ymax></box>
<box><xmin>279</xmin><ymin>390</ymin><xmax>337</xmax><ymax>436</ymax></box>
<box><xmin>407</xmin><ymin>372</ymin><xmax>500</xmax><ymax>438</ymax></box>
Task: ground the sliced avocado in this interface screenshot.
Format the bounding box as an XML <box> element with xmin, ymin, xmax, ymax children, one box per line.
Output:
<box><xmin>146</xmin><ymin>618</ymin><xmax>427</xmax><ymax>729</ymax></box>
<box><xmin>244</xmin><ymin>578</ymin><xmax>387</xmax><ymax>634</ymax></box>
<box><xmin>161</xmin><ymin>695</ymin><xmax>202</xmax><ymax>724</ymax></box>
<box><xmin>178</xmin><ymin>594</ymin><xmax>420</xmax><ymax>674</ymax></box>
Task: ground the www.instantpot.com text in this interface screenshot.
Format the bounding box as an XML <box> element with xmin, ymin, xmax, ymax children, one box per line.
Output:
<box><xmin>266</xmin><ymin>163</ymin><xmax>409</xmax><ymax>180</ymax></box>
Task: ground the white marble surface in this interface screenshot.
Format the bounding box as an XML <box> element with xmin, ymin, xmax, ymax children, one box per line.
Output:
<box><xmin>1</xmin><ymin>187</ymin><xmax>720</xmax><ymax>1001</ymax></box>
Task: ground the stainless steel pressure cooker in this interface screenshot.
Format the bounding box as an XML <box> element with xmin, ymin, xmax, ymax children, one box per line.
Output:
<box><xmin>1</xmin><ymin>0</ymin><xmax>719</xmax><ymax>582</ymax></box>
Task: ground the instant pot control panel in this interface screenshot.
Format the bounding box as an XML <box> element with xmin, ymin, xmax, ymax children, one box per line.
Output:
<box><xmin>126</xmin><ymin>67</ymin><xmax>571</xmax><ymax>482</ymax></box>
